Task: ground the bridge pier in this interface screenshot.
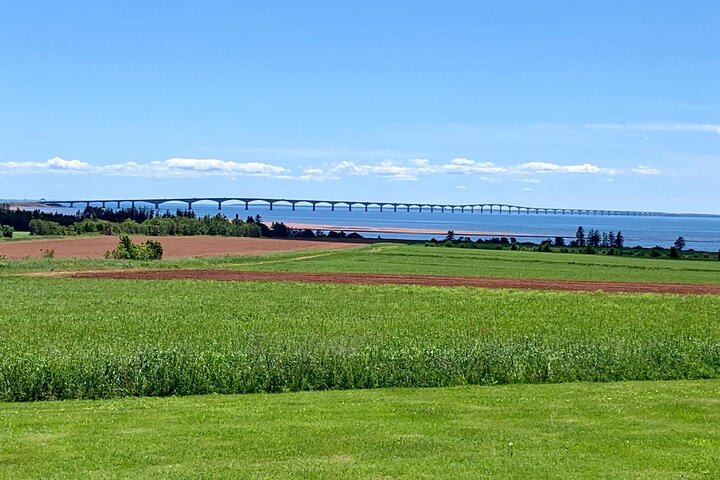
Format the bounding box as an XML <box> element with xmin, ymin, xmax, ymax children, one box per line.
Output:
<box><xmin>269</xmin><ymin>202</ymin><xmax>273</xmax><ymax>211</ymax></box>
<box><xmin>245</xmin><ymin>201</ymin><xmax>249</xmax><ymax>210</ymax></box>
<box><xmin>348</xmin><ymin>204</ymin><xmax>352</xmax><ymax>212</ymax></box>
<box><xmin>365</xmin><ymin>204</ymin><xmax>368</xmax><ymax>212</ymax></box>
<box><xmin>217</xmin><ymin>201</ymin><xmax>222</xmax><ymax>210</ymax></box>
<box><xmin>291</xmin><ymin>202</ymin><xmax>295</xmax><ymax>211</ymax></box>
<box><xmin>393</xmin><ymin>205</ymin><xmax>397</xmax><ymax>212</ymax></box>
<box><xmin>312</xmin><ymin>203</ymin><xmax>316</xmax><ymax>211</ymax></box>
<box><xmin>331</xmin><ymin>204</ymin><xmax>335</xmax><ymax>212</ymax></box>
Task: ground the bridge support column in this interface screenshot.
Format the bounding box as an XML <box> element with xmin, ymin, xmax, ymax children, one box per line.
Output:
<box><xmin>380</xmin><ymin>206</ymin><xmax>383</xmax><ymax>212</ymax></box>
<box><xmin>393</xmin><ymin>205</ymin><xmax>397</xmax><ymax>212</ymax></box>
<box><xmin>217</xmin><ymin>201</ymin><xmax>222</xmax><ymax>210</ymax></box>
<box><xmin>269</xmin><ymin>202</ymin><xmax>273</xmax><ymax>211</ymax></box>
<box><xmin>365</xmin><ymin>205</ymin><xmax>368</xmax><ymax>212</ymax></box>
<box><xmin>331</xmin><ymin>204</ymin><xmax>335</xmax><ymax>212</ymax></box>
<box><xmin>131</xmin><ymin>201</ymin><xmax>136</xmax><ymax>209</ymax></box>
<box><xmin>406</xmin><ymin>206</ymin><xmax>410</xmax><ymax>212</ymax></box>
<box><xmin>349</xmin><ymin>205</ymin><xmax>352</xmax><ymax>212</ymax></box>
<box><xmin>291</xmin><ymin>202</ymin><xmax>295</xmax><ymax>211</ymax></box>
<box><xmin>312</xmin><ymin>203</ymin><xmax>316</xmax><ymax>211</ymax></box>
<box><xmin>153</xmin><ymin>202</ymin><xmax>160</xmax><ymax>210</ymax></box>
<box><xmin>245</xmin><ymin>202</ymin><xmax>249</xmax><ymax>210</ymax></box>
<box><xmin>430</xmin><ymin>206</ymin><xmax>434</xmax><ymax>213</ymax></box>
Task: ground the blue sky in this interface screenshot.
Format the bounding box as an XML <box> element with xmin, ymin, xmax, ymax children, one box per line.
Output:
<box><xmin>1</xmin><ymin>1</ymin><xmax>719</xmax><ymax>213</ymax></box>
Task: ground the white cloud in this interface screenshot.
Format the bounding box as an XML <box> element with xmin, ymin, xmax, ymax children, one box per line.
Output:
<box><xmin>0</xmin><ymin>157</ymin><xmax>92</xmax><ymax>174</ymax></box>
<box><xmin>0</xmin><ymin>157</ymin><xmax>288</xmax><ymax>178</ymax></box>
<box><xmin>161</xmin><ymin>158</ymin><xmax>287</xmax><ymax>176</ymax></box>
<box><xmin>587</xmin><ymin>122</ymin><xmax>720</xmax><ymax>135</ymax></box>
<box><xmin>0</xmin><ymin>156</ymin><xmax>621</xmax><ymax>183</ymax></box>
<box><xmin>516</xmin><ymin>162</ymin><xmax>606</xmax><ymax>174</ymax></box>
<box><xmin>632</xmin><ymin>165</ymin><xmax>662</xmax><ymax>176</ymax></box>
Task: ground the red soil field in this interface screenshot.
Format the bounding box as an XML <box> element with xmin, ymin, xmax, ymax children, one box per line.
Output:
<box><xmin>69</xmin><ymin>270</ymin><xmax>720</xmax><ymax>295</ymax></box>
<box><xmin>0</xmin><ymin>236</ymin><xmax>358</xmax><ymax>259</ymax></box>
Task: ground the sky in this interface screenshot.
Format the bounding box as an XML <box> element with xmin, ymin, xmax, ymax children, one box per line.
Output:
<box><xmin>1</xmin><ymin>1</ymin><xmax>719</xmax><ymax>213</ymax></box>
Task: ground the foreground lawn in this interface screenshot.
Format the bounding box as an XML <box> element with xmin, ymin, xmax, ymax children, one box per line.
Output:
<box><xmin>2</xmin><ymin>276</ymin><xmax>719</xmax><ymax>400</ymax></box>
<box><xmin>1</xmin><ymin>380</ymin><xmax>719</xmax><ymax>479</ymax></box>
<box><xmin>3</xmin><ymin>243</ymin><xmax>720</xmax><ymax>284</ymax></box>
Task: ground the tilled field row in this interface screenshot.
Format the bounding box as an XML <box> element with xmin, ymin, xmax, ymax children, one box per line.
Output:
<box><xmin>68</xmin><ymin>269</ymin><xmax>720</xmax><ymax>295</ymax></box>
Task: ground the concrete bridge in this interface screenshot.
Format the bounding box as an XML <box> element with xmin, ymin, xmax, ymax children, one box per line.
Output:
<box><xmin>49</xmin><ymin>197</ymin><xmax>666</xmax><ymax>217</ymax></box>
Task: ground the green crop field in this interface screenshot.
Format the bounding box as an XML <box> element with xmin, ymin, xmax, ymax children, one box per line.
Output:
<box><xmin>2</xmin><ymin>245</ymin><xmax>719</xmax><ymax>477</ymax></box>
<box><xmin>2</xmin><ymin>380</ymin><xmax>719</xmax><ymax>479</ymax></box>
<box><xmin>1</xmin><ymin>276</ymin><xmax>719</xmax><ymax>401</ymax></box>
<box><xmin>3</xmin><ymin>243</ymin><xmax>720</xmax><ymax>284</ymax></box>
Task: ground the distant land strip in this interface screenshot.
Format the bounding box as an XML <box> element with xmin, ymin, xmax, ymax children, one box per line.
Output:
<box><xmin>286</xmin><ymin>223</ymin><xmax>563</xmax><ymax>239</ymax></box>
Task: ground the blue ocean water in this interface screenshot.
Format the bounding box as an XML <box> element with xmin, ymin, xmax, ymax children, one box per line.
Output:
<box><xmin>41</xmin><ymin>201</ymin><xmax>720</xmax><ymax>252</ymax></box>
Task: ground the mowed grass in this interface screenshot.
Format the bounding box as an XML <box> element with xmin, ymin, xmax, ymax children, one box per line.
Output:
<box><xmin>3</xmin><ymin>243</ymin><xmax>720</xmax><ymax>284</ymax></box>
<box><xmin>231</xmin><ymin>244</ymin><xmax>720</xmax><ymax>284</ymax></box>
<box><xmin>2</xmin><ymin>380</ymin><xmax>719</xmax><ymax>479</ymax></box>
<box><xmin>1</xmin><ymin>276</ymin><xmax>719</xmax><ymax>401</ymax></box>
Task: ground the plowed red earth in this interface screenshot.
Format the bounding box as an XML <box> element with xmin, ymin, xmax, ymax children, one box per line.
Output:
<box><xmin>0</xmin><ymin>236</ymin><xmax>358</xmax><ymax>259</ymax></box>
<box><xmin>69</xmin><ymin>270</ymin><xmax>720</xmax><ymax>295</ymax></box>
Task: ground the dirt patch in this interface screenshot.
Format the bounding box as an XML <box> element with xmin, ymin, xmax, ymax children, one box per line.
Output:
<box><xmin>0</xmin><ymin>236</ymin><xmax>359</xmax><ymax>259</ymax></box>
<box><xmin>68</xmin><ymin>270</ymin><xmax>720</xmax><ymax>295</ymax></box>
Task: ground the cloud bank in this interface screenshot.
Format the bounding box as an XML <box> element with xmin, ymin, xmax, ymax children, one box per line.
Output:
<box><xmin>0</xmin><ymin>156</ymin><xmax>656</xmax><ymax>181</ymax></box>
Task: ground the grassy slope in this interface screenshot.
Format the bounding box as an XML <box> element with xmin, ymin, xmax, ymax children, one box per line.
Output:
<box><xmin>3</xmin><ymin>243</ymin><xmax>720</xmax><ymax>284</ymax></box>
<box><xmin>1</xmin><ymin>380</ymin><xmax>719</xmax><ymax>479</ymax></box>
<box><xmin>232</xmin><ymin>244</ymin><xmax>720</xmax><ymax>284</ymax></box>
<box><xmin>2</xmin><ymin>276</ymin><xmax>719</xmax><ymax>400</ymax></box>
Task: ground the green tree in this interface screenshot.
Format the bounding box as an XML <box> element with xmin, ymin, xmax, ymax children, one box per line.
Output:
<box><xmin>674</xmin><ymin>236</ymin><xmax>686</xmax><ymax>251</ymax></box>
<box><xmin>614</xmin><ymin>231</ymin><xmax>624</xmax><ymax>249</ymax></box>
<box><xmin>575</xmin><ymin>226</ymin><xmax>586</xmax><ymax>247</ymax></box>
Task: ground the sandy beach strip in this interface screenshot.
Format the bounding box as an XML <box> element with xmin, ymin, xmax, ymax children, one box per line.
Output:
<box><xmin>285</xmin><ymin>223</ymin><xmax>563</xmax><ymax>239</ymax></box>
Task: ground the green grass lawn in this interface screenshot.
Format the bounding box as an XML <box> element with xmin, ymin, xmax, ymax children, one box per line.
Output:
<box><xmin>1</xmin><ymin>380</ymin><xmax>718</xmax><ymax>479</ymax></box>
<box><xmin>230</xmin><ymin>243</ymin><xmax>720</xmax><ymax>284</ymax></box>
<box><xmin>2</xmin><ymin>276</ymin><xmax>719</xmax><ymax>400</ymax></box>
<box><xmin>3</xmin><ymin>243</ymin><xmax>720</xmax><ymax>284</ymax></box>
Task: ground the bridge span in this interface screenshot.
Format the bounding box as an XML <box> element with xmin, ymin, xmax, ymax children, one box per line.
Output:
<box><xmin>48</xmin><ymin>197</ymin><xmax>667</xmax><ymax>217</ymax></box>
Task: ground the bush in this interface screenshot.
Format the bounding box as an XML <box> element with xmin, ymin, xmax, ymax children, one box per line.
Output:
<box><xmin>29</xmin><ymin>219</ymin><xmax>68</xmax><ymax>236</ymax></box>
<box><xmin>1</xmin><ymin>224</ymin><xmax>13</xmax><ymax>238</ymax></box>
<box><xmin>669</xmin><ymin>246</ymin><xmax>679</xmax><ymax>259</ymax></box>
<box><xmin>105</xmin><ymin>235</ymin><xmax>163</xmax><ymax>260</ymax></box>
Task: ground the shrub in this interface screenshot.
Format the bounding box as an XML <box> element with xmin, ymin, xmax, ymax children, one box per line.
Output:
<box><xmin>669</xmin><ymin>246</ymin><xmax>679</xmax><ymax>259</ymax></box>
<box><xmin>29</xmin><ymin>219</ymin><xmax>67</xmax><ymax>236</ymax></box>
<box><xmin>41</xmin><ymin>248</ymin><xmax>55</xmax><ymax>259</ymax></box>
<box><xmin>1</xmin><ymin>224</ymin><xmax>13</xmax><ymax>238</ymax></box>
<box><xmin>105</xmin><ymin>235</ymin><xmax>163</xmax><ymax>260</ymax></box>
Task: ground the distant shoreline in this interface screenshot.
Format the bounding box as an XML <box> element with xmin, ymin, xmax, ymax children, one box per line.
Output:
<box><xmin>285</xmin><ymin>223</ymin><xmax>569</xmax><ymax>239</ymax></box>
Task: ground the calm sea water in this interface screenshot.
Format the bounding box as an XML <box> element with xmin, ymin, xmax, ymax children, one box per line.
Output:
<box><xmin>39</xmin><ymin>201</ymin><xmax>720</xmax><ymax>252</ymax></box>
